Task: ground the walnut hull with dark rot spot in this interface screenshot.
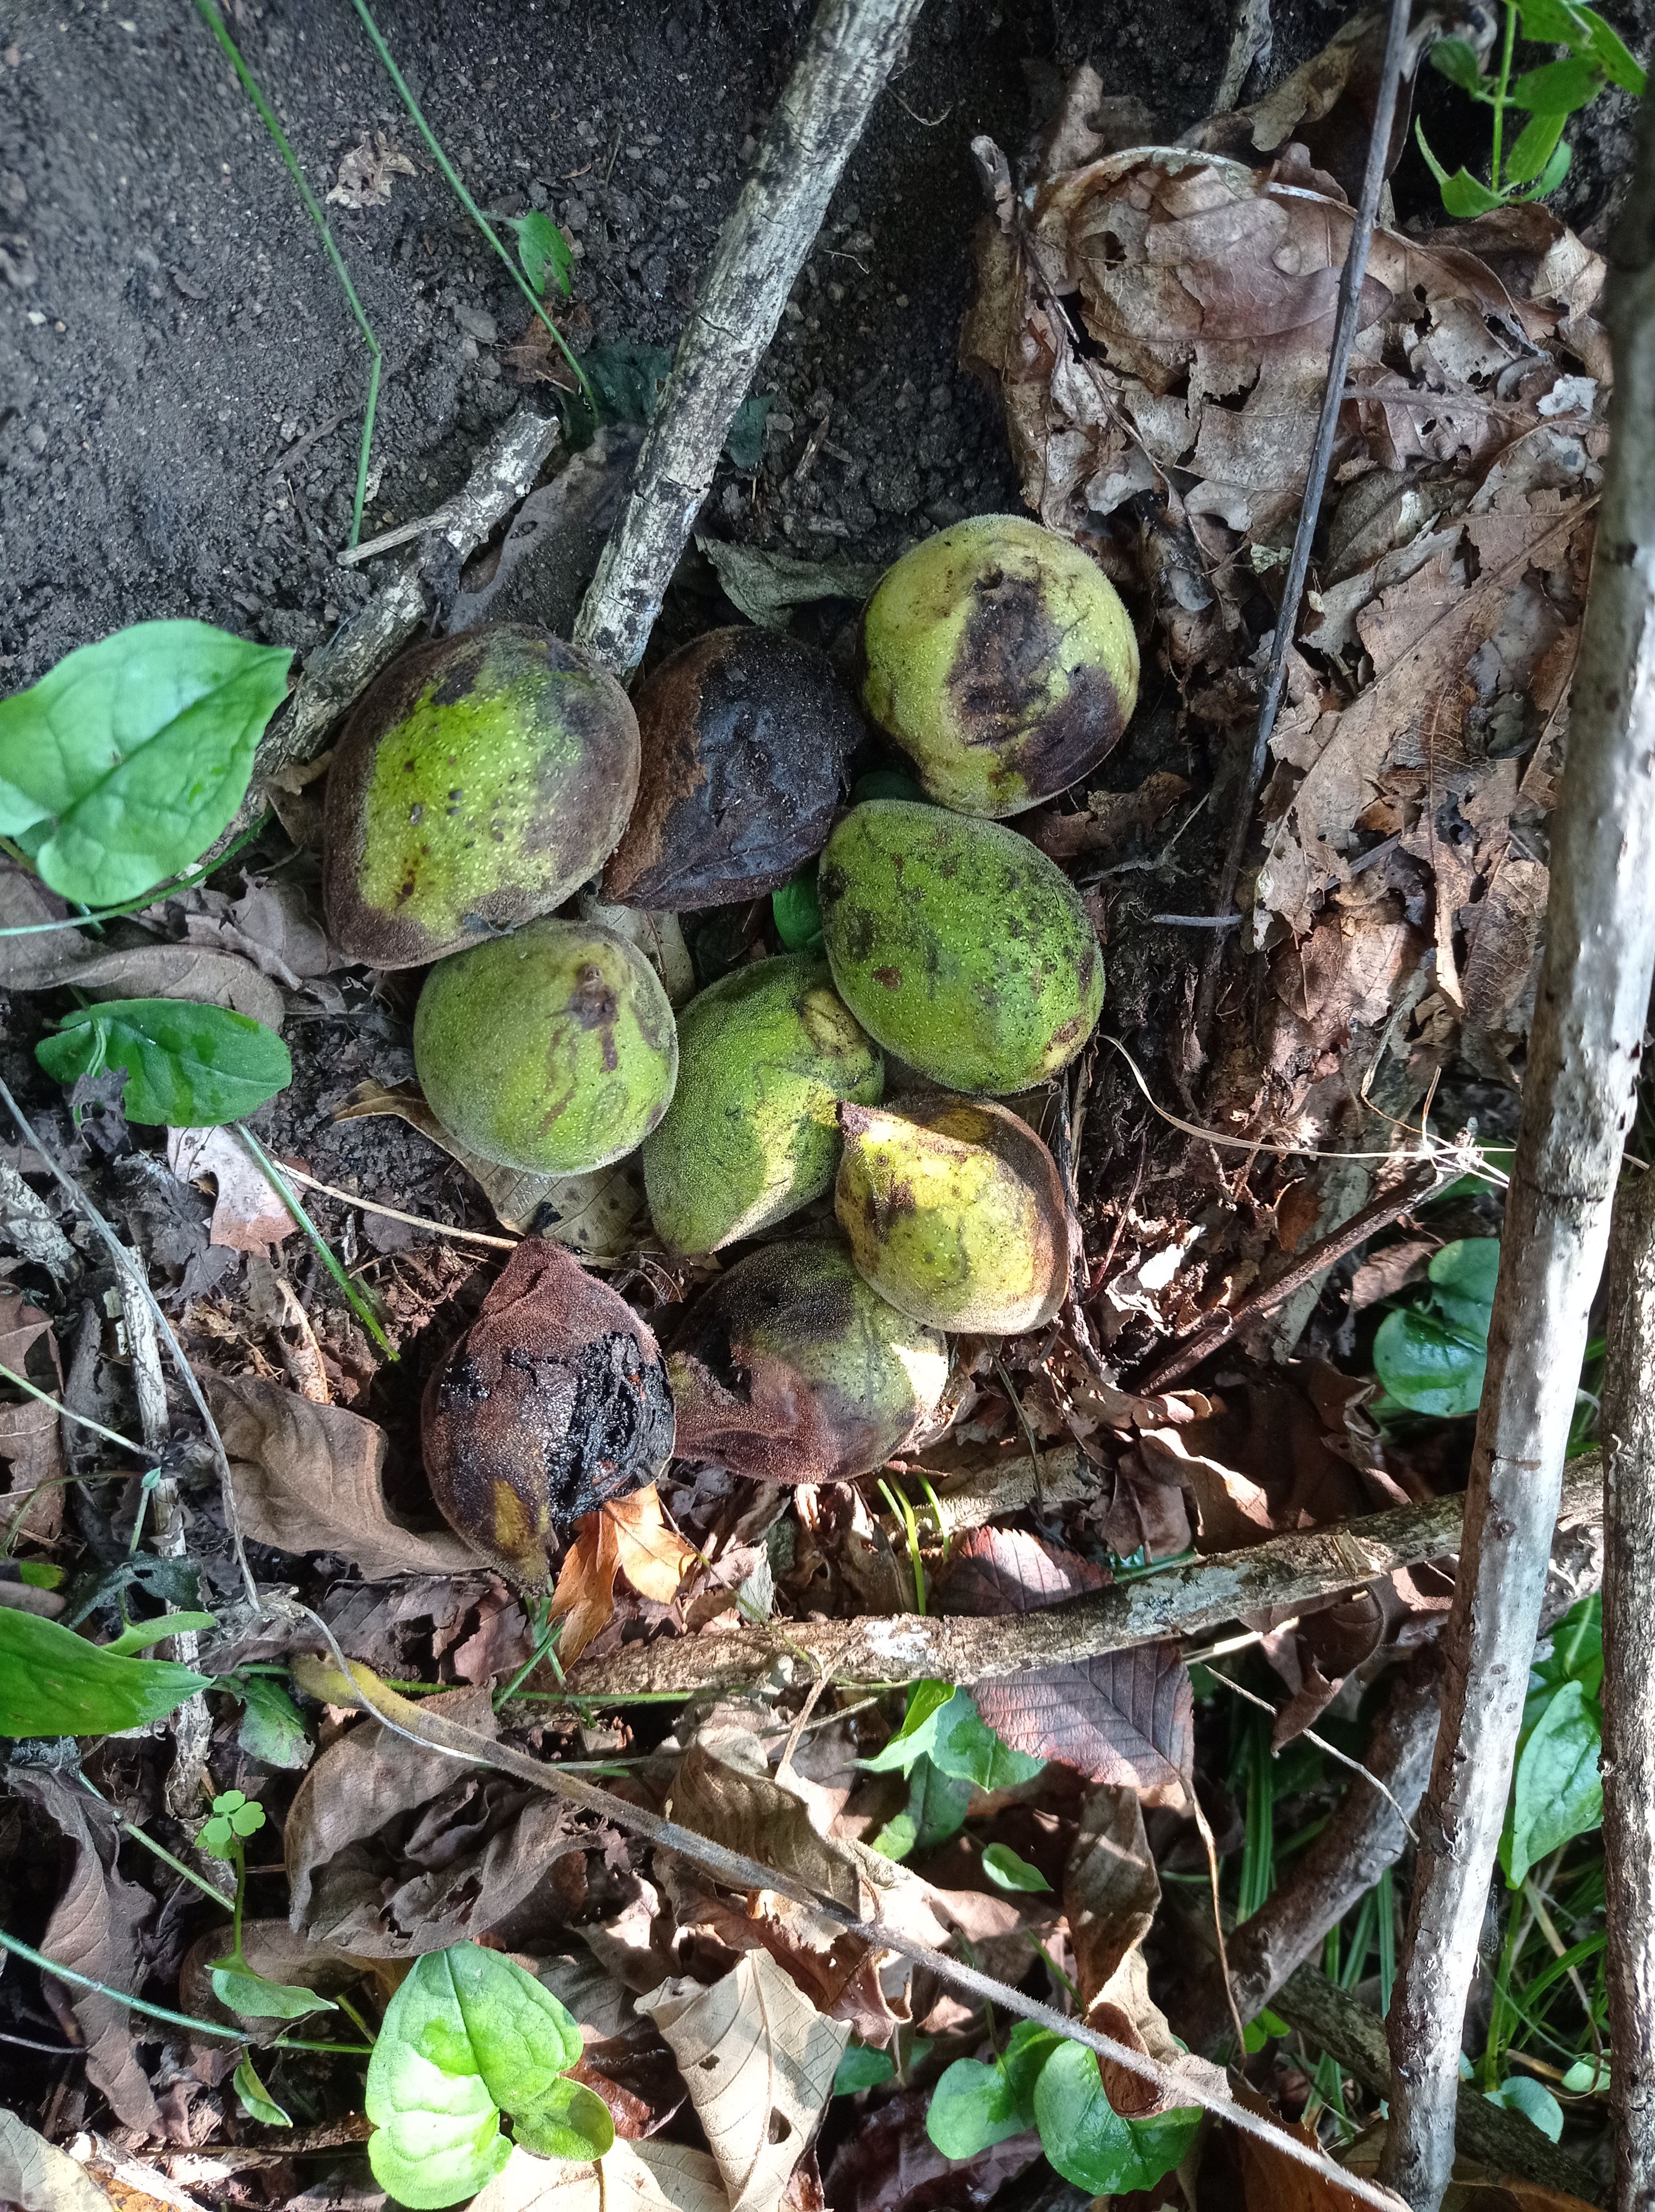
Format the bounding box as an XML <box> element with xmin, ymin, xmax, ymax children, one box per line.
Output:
<box><xmin>421</xmin><ymin>1239</ymin><xmax>675</xmax><ymax>1588</ymax></box>
<box><xmin>602</xmin><ymin>625</ymin><xmax>864</xmax><ymax>911</ymax></box>
<box><xmin>665</xmin><ymin>1239</ymin><xmax>948</xmax><ymax>1486</ymax></box>
<box><xmin>323</xmin><ymin>624</ymin><xmax>641</xmax><ymax>969</ymax></box>
<box><xmin>860</xmin><ymin>514</ymin><xmax>1139</xmax><ymax>818</ymax></box>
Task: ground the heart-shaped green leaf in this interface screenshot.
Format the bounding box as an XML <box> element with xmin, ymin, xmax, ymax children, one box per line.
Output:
<box><xmin>37</xmin><ymin>999</ymin><xmax>292</xmax><ymax>1126</ymax></box>
<box><xmin>0</xmin><ymin>622</ymin><xmax>292</xmax><ymax>904</ymax></box>
<box><xmin>0</xmin><ymin>1605</ymin><xmax>211</xmax><ymax>1736</ymax></box>
<box><xmin>210</xmin><ymin>1963</ymin><xmax>338</xmax><ymax>2021</ymax></box>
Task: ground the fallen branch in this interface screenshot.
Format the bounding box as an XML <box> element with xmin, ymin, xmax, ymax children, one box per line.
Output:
<box><xmin>1381</xmin><ymin>92</ymin><xmax>1655</xmax><ymax>2209</ymax></box>
<box><xmin>564</xmin><ymin>1457</ymin><xmax>1602</xmax><ymax>1698</ymax></box>
<box><xmin>573</xmin><ymin>0</ymin><xmax>926</xmax><ymax>674</ymax></box>
<box><xmin>1602</xmin><ymin>1166</ymin><xmax>1655</xmax><ymax>2210</ymax></box>
<box><xmin>288</xmin><ymin>1647</ymin><xmax>1408</xmax><ymax>2212</ymax></box>
<box><xmin>247</xmin><ymin>405</ymin><xmax>559</xmax><ymax>806</ymax></box>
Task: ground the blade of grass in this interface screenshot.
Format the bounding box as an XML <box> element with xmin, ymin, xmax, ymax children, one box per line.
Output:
<box><xmin>1238</xmin><ymin>1709</ymin><xmax>1276</xmax><ymax>1923</ymax></box>
<box><xmin>1377</xmin><ymin>1867</ymin><xmax>1397</xmax><ymax>2015</ymax></box>
<box><xmin>234</xmin><ymin>1124</ymin><xmax>395</xmax><ymax>1359</ymax></box>
<box><xmin>342</xmin><ymin>0</ymin><xmax>594</xmax><ymax>415</ymax></box>
<box><xmin>191</xmin><ymin>1</ymin><xmax>381</xmax><ymax>545</ymax></box>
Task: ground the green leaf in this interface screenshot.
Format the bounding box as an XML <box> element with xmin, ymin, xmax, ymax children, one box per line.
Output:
<box><xmin>1507</xmin><ymin>110</ymin><xmax>1571</xmax><ymax>184</ymax></box>
<box><xmin>871</xmin><ymin>1755</ymin><xmax>975</xmax><ymax>1860</ymax></box>
<box><xmin>509</xmin><ymin>211</ymin><xmax>573</xmax><ymax>299</ymax></box>
<box><xmin>1505</xmin><ymin>1677</ymin><xmax>1602</xmax><ymax>1887</ymax></box>
<box><xmin>1519</xmin><ymin>0</ymin><xmax>1589</xmax><ymax>41</ymax></box>
<box><xmin>0</xmin><ymin>1604</ymin><xmax>211</xmax><ymax>1736</ymax></box>
<box><xmin>1561</xmin><ymin>2055</ymin><xmax>1611</xmax><ymax>2093</ymax></box>
<box><xmin>981</xmin><ymin>1844</ymin><xmax>1052</xmax><ymax>1893</ymax></box>
<box><xmin>1441</xmin><ymin>167</ymin><xmax>1509</xmax><ymax>215</ymax></box>
<box><xmin>1520</xmin><ymin>139</ymin><xmax>1575</xmax><ymax>198</ymax></box>
<box><xmin>233</xmin><ymin>2057</ymin><xmax>293</xmax><ymax>2128</ymax></box>
<box><xmin>100</xmin><ymin>1612</ymin><xmax>216</xmax><ymax>1658</ymax></box>
<box><xmin>926</xmin><ymin>2058</ymin><xmax>1032</xmax><ymax>2159</ymax></box>
<box><xmin>577</xmin><ymin>340</ymin><xmax>769</xmax><ymax>471</ymax></box>
<box><xmin>835</xmin><ymin>2044</ymin><xmax>896</xmax><ymax>2094</ymax></box>
<box><xmin>1510</xmin><ymin>56</ymin><xmax>1603</xmax><ymax>110</ymax></box>
<box><xmin>1579</xmin><ymin>8</ymin><xmax>1646</xmax><ymax>91</ymax></box>
<box><xmin>366</xmin><ymin>1943</ymin><xmax>606</xmax><ymax>2209</ymax></box>
<box><xmin>772</xmin><ymin>865</ymin><xmax>824</xmax><ymax>951</ymax></box>
<box><xmin>1485</xmin><ymin>2075</ymin><xmax>1565</xmax><ymax>2142</ymax></box>
<box><xmin>0</xmin><ymin>622</ymin><xmax>292</xmax><ymax>904</ymax></box>
<box><xmin>1032</xmin><ymin>2040</ymin><xmax>1200</xmax><ymax>2195</ymax></box>
<box><xmin>236</xmin><ymin>1676</ymin><xmax>313</xmax><ymax>1770</ymax></box>
<box><xmin>1531</xmin><ymin>1593</ymin><xmax>1603</xmax><ymax>1709</ymax></box>
<box><xmin>863</xmin><ymin>1680</ymin><xmax>962</xmax><ymax>1775</ymax></box>
<box><xmin>1426</xmin><ymin>1238</ymin><xmax>1500</xmax><ymax>1332</ymax></box>
<box><xmin>1429</xmin><ymin>36</ymin><xmax>1487</xmax><ymax>91</ymax></box>
<box><xmin>1373</xmin><ymin>1307</ymin><xmax>1487</xmax><ymax>1417</ymax></box>
<box><xmin>930</xmin><ymin>1693</ymin><xmax>1046</xmax><ymax>1792</ymax></box>
<box><xmin>210</xmin><ymin>1964</ymin><xmax>338</xmax><ymax>2021</ymax></box>
<box><xmin>18</xmin><ymin>1562</ymin><xmax>64</xmax><ymax>1590</ymax></box>
<box><xmin>37</xmin><ymin>999</ymin><xmax>292</xmax><ymax>1126</ymax></box>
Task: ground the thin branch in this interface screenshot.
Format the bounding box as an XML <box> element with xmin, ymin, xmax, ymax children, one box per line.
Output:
<box><xmin>1191</xmin><ymin>0</ymin><xmax>1414</xmax><ymax>1051</ymax></box>
<box><xmin>1382</xmin><ymin>90</ymin><xmax>1655</xmax><ymax>2209</ymax></box>
<box><xmin>1602</xmin><ymin>1164</ymin><xmax>1655</xmax><ymax>2209</ymax></box>
<box><xmin>574</xmin><ymin>0</ymin><xmax>927</xmax><ymax>674</ymax></box>
<box><xmin>564</xmin><ymin>1457</ymin><xmax>1602</xmax><ymax>1697</ymax></box>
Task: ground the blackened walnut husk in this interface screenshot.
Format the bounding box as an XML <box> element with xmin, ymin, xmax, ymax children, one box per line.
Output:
<box><xmin>421</xmin><ymin>1239</ymin><xmax>674</xmax><ymax>1585</ymax></box>
<box><xmin>602</xmin><ymin>625</ymin><xmax>863</xmax><ymax>910</ymax></box>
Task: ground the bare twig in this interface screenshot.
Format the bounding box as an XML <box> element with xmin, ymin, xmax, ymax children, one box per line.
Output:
<box><xmin>1204</xmin><ymin>1666</ymin><xmax>1419</xmax><ymax>1842</ymax></box>
<box><xmin>1191</xmin><ymin>0</ymin><xmax>1413</xmax><ymax>1052</ymax></box>
<box><xmin>574</xmin><ymin>0</ymin><xmax>927</xmax><ymax>674</ymax></box>
<box><xmin>1381</xmin><ymin>95</ymin><xmax>1655</xmax><ymax>2209</ymax></box>
<box><xmin>565</xmin><ymin>1458</ymin><xmax>1601</xmax><ymax>1697</ymax></box>
<box><xmin>290</xmin><ymin>1651</ymin><xmax>1411</xmax><ymax>2212</ymax></box>
<box><xmin>1603</xmin><ymin>1165</ymin><xmax>1655</xmax><ymax>2209</ymax></box>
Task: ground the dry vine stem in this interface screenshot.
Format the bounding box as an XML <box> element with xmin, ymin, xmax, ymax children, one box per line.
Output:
<box><xmin>566</xmin><ymin>1458</ymin><xmax>1601</xmax><ymax>1697</ymax></box>
<box><xmin>292</xmin><ymin>1652</ymin><xmax>1408</xmax><ymax>2212</ymax></box>
<box><xmin>1382</xmin><ymin>91</ymin><xmax>1655</xmax><ymax>2212</ymax></box>
<box><xmin>1603</xmin><ymin>1166</ymin><xmax>1655</xmax><ymax>2210</ymax></box>
<box><xmin>573</xmin><ymin>0</ymin><xmax>926</xmax><ymax>674</ymax></box>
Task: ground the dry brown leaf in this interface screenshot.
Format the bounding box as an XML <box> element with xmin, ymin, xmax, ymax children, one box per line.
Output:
<box><xmin>550</xmin><ymin>1485</ymin><xmax>695</xmax><ymax>1665</ymax></box>
<box><xmin>326</xmin><ymin>129</ymin><xmax>415</xmax><ymax>210</ymax></box>
<box><xmin>284</xmin><ymin>1686</ymin><xmax>597</xmax><ymax>1953</ymax></box>
<box><xmin>0</xmin><ymin>1291</ymin><xmax>65</xmax><ymax>1542</ymax></box>
<box><xmin>9</xmin><ymin>1771</ymin><xmax>163</xmax><ymax>2135</ymax></box>
<box><xmin>202</xmin><ymin>1367</ymin><xmax>477</xmax><ymax>1578</ymax></box>
<box><xmin>820</xmin><ymin>2086</ymin><xmax>1038</xmax><ymax>2212</ymax></box>
<box><xmin>337</xmin><ymin>1080</ymin><xmax>648</xmax><ymax>1251</ymax></box>
<box><xmin>1063</xmin><ymin>1785</ymin><xmax>1182</xmax><ymax>2116</ymax></box>
<box><xmin>935</xmin><ymin>1525</ymin><xmax>1110</xmax><ymax>1614</ymax></box>
<box><xmin>639</xmin><ymin>1952</ymin><xmax>849</xmax><ymax>2212</ymax></box>
<box><xmin>472</xmin><ymin>2140</ymin><xmax>729</xmax><ymax>2212</ymax></box>
<box><xmin>974</xmin><ymin>1643</ymin><xmax>1193</xmax><ymax>1805</ymax></box>
<box><xmin>672</xmin><ymin>1727</ymin><xmax>863</xmax><ymax>1913</ymax></box>
<box><xmin>1235</xmin><ymin>2081</ymin><xmax>1404</xmax><ymax>2210</ymax></box>
<box><xmin>0</xmin><ymin>2112</ymin><xmax>113</xmax><ymax>2212</ymax></box>
<box><xmin>166</xmin><ymin>1126</ymin><xmax>295</xmax><ymax>1253</ymax></box>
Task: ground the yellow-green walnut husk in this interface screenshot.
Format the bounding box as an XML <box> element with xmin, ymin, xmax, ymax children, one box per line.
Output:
<box><xmin>835</xmin><ymin>1097</ymin><xmax>1068</xmax><ymax>1333</ymax></box>
<box><xmin>861</xmin><ymin>514</ymin><xmax>1138</xmax><ymax>816</ymax></box>
<box><xmin>413</xmin><ymin>918</ymin><xmax>677</xmax><ymax>1174</ymax></box>
<box><xmin>818</xmin><ymin>800</ymin><xmax>1104</xmax><ymax>1095</ymax></box>
<box><xmin>642</xmin><ymin>954</ymin><xmax>882</xmax><ymax>1255</ymax></box>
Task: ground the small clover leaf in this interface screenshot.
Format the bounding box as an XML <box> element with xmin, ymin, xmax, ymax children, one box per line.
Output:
<box><xmin>201</xmin><ymin>1790</ymin><xmax>266</xmax><ymax>1858</ymax></box>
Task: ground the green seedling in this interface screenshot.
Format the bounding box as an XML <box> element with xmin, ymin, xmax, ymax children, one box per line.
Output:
<box><xmin>236</xmin><ymin>1125</ymin><xmax>395</xmax><ymax>1358</ymax></box>
<box><xmin>1372</xmin><ymin>1237</ymin><xmax>1499</xmax><ymax>1417</ymax></box>
<box><xmin>981</xmin><ymin>1843</ymin><xmax>1051</xmax><ymax>1893</ymax></box>
<box><xmin>866</xmin><ymin>1680</ymin><xmax>1044</xmax><ymax>1861</ymax></box>
<box><xmin>365</xmin><ymin>1943</ymin><xmax>613</xmax><ymax>2206</ymax></box>
<box><xmin>1420</xmin><ymin>1</ymin><xmax>1644</xmax><ymax>215</ymax></box>
<box><xmin>37</xmin><ymin>1000</ymin><xmax>292</xmax><ymax>1127</ymax></box>
<box><xmin>507</xmin><ymin>210</ymin><xmax>574</xmax><ymax>300</ymax></box>
<box><xmin>202</xmin><ymin>1791</ymin><xmax>341</xmax><ymax>2023</ymax></box>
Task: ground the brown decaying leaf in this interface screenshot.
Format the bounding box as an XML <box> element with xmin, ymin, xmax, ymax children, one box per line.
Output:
<box><xmin>202</xmin><ymin>1366</ymin><xmax>477</xmax><ymax>1578</ymax></box>
<box><xmin>0</xmin><ymin>2111</ymin><xmax>113</xmax><ymax>2212</ymax></box>
<box><xmin>820</xmin><ymin>2086</ymin><xmax>1039</xmax><ymax>2212</ymax></box>
<box><xmin>550</xmin><ymin>1484</ymin><xmax>698</xmax><ymax>1666</ymax></box>
<box><xmin>165</xmin><ymin>1126</ymin><xmax>295</xmax><ymax>1253</ymax></box>
<box><xmin>935</xmin><ymin>1524</ymin><xmax>1110</xmax><ymax>1615</ymax></box>
<box><xmin>0</xmin><ymin>1292</ymin><xmax>64</xmax><ymax>1543</ymax></box>
<box><xmin>9</xmin><ymin>1771</ymin><xmax>163</xmax><ymax>2135</ymax></box>
<box><xmin>670</xmin><ymin>1727</ymin><xmax>863</xmax><ymax>1914</ymax></box>
<box><xmin>639</xmin><ymin>1951</ymin><xmax>850</xmax><ymax>2212</ymax></box>
<box><xmin>1234</xmin><ymin>2080</ymin><xmax>1403</xmax><ymax>2211</ymax></box>
<box><xmin>974</xmin><ymin>1642</ymin><xmax>1194</xmax><ymax>1805</ymax></box>
<box><xmin>326</xmin><ymin>129</ymin><xmax>415</xmax><ymax>210</ymax></box>
<box><xmin>1022</xmin><ymin>769</ymin><xmax>1191</xmax><ymax>863</ymax></box>
<box><xmin>570</xmin><ymin>2019</ymin><xmax>687</xmax><ymax>2140</ymax></box>
<box><xmin>471</xmin><ymin>2140</ymin><xmax>731</xmax><ymax>2212</ymax></box>
<box><xmin>421</xmin><ymin>1239</ymin><xmax>676</xmax><ymax>1588</ymax></box>
<box><xmin>1063</xmin><ymin>1783</ymin><xmax>1183</xmax><ymax>2116</ymax></box>
<box><xmin>284</xmin><ymin>1686</ymin><xmax>599</xmax><ymax>1954</ymax></box>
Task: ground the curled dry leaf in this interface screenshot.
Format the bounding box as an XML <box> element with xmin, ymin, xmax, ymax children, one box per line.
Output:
<box><xmin>166</xmin><ymin>1125</ymin><xmax>296</xmax><ymax>1253</ymax></box>
<box><xmin>821</xmin><ymin>2088</ymin><xmax>1038</xmax><ymax>2212</ymax></box>
<box><xmin>0</xmin><ymin>2111</ymin><xmax>113</xmax><ymax>2212</ymax></box>
<box><xmin>672</xmin><ymin>1726</ymin><xmax>863</xmax><ymax>1914</ymax></box>
<box><xmin>569</xmin><ymin>2020</ymin><xmax>688</xmax><ymax>2140</ymax></box>
<box><xmin>470</xmin><ymin>2139</ymin><xmax>730</xmax><ymax>2212</ymax></box>
<box><xmin>423</xmin><ymin>1239</ymin><xmax>675</xmax><ymax>1588</ymax></box>
<box><xmin>0</xmin><ymin>1292</ymin><xmax>65</xmax><ymax>1543</ymax></box>
<box><xmin>326</xmin><ymin>129</ymin><xmax>415</xmax><ymax>210</ymax></box>
<box><xmin>284</xmin><ymin>1686</ymin><xmax>600</xmax><ymax>1954</ymax></box>
<box><xmin>201</xmin><ymin>1367</ymin><xmax>478</xmax><ymax>1578</ymax></box>
<box><xmin>974</xmin><ymin>1643</ymin><xmax>1193</xmax><ymax>1806</ymax></box>
<box><xmin>1063</xmin><ymin>1784</ymin><xmax>1183</xmax><ymax>2117</ymax></box>
<box><xmin>8</xmin><ymin>1770</ymin><xmax>163</xmax><ymax>2135</ymax></box>
<box><xmin>639</xmin><ymin>1951</ymin><xmax>850</xmax><ymax>2212</ymax></box>
<box><xmin>550</xmin><ymin>1483</ymin><xmax>699</xmax><ymax>1667</ymax></box>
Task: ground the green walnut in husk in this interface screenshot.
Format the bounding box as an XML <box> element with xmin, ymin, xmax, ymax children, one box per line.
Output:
<box><xmin>603</xmin><ymin>626</ymin><xmax>862</xmax><ymax>910</ymax></box>
<box><xmin>818</xmin><ymin>800</ymin><xmax>1103</xmax><ymax>1094</ymax></box>
<box><xmin>668</xmin><ymin>1240</ymin><xmax>948</xmax><ymax>1484</ymax></box>
<box><xmin>642</xmin><ymin>953</ymin><xmax>882</xmax><ymax>1255</ymax></box>
<box><xmin>324</xmin><ymin>624</ymin><xmax>639</xmax><ymax>968</ymax></box>
<box><xmin>413</xmin><ymin>917</ymin><xmax>677</xmax><ymax>1174</ymax></box>
<box><xmin>835</xmin><ymin>1096</ymin><xmax>1068</xmax><ymax>1334</ymax></box>
<box><xmin>422</xmin><ymin>1239</ymin><xmax>674</xmax><ymax>1587</ymax></box>
<box><xmin>860</xmin><ymin>514</ymin><xmax>1138</xmax><ymax>816</ymax></box>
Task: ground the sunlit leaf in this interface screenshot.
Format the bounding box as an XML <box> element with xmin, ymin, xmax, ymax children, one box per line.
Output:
<box><xmin>0</xmin><ymin>1605</ymin><xmax>211</xmax><ymax>1737</ymax></box>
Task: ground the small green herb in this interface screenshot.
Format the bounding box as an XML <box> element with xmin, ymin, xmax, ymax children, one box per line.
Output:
<box><xmin>233</xmin><ymin>2055</ymin><xmax>294</xmax><ymax>2128</ymax></box>
<box><xmin>867</xmin><ymin>1681</ymin><xmax>1044</xmax><ymax>1860</ymax></box>
<box><xmin>571</xmin><ymin>338</ymin><xmax>770</xmax><ymax>468</ymax></box>
<box><xmin>204</xmin><ymin>1791</ymin><xmax>340</xmax><ymax>2023</ymax></box>
<box><xmin>98</xmin><ymin>1612</ymin><xmax>217</xmax><ymax>1658</ymax></box>
<box><xmin>1501</xmin><ymin>1676</ymin><xmax>1603</xmax><ymax>1886</ymax></box>
<box><xmin>1484</xmin><ymin>2072</ymin><xmax>1565</xmax><ymax>2141</ymax></box>
<box><xmin>201</xmin><ymin>1788</ymin><xmax>267</xmax><ymax>1859</ymax></box>
<box><xmin>37</xmin><ymin>999</ymin><xmax>293</xmax><ymax>1126</ymax></box>
<box><xmin>0</xmin><ymin>622</ymin><xmax>292</xmax><ymax>904</ymax></box>
<box><xmin>981</xmin><ymin>1843</ymin><xmax>1052</xmax><ymax>1893</ymax></box>
<box><xmin>0</xmin><ymin>1606</ymin><xmax>212</xmax><ymax>1736</ymax></box>
<box><xmin>365</xmin><ymin>1943</ymin><xmax>612</xmax><ymax>2207</ymax></box>
<box><xmin>1372</xmin><ymin>1238</ymin><xmax>1498</xmax><ymax>1417</ymax></box>
<box><xmin>834</xmin><ymin>2043</ymin><xmax>897</xmax><ymax>2094</ymax></box>
<box><xmin>235</xmin><ymin>1673</ymin><xmax>314</xmax><ymax>1770</ymax></box>
<box><xmin>508</xmin><ymin>210</ymin><xmax>573</xmax><ymax>300</ymax></box>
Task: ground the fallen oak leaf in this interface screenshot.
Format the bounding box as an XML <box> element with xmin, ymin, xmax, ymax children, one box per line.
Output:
<box><xmin>639</xmin><ymin>1952</ymin><xmax>849</xmax><ymax>2212</ymax></box>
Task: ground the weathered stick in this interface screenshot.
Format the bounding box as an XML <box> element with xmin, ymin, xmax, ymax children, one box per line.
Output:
<box><xmin>565</xmin><ymin>1457</ymin><xmax>1602</xmax><ymax>1698</ymax></box>
<box><xmin>1381</xmin><ymin>93</ymin><xmax>1655</xmax><ymax>2211</ymax></box>
<box><xmin>1603</xmin><ymin>1167</ymin><xmax>1655</xmax><ymax>2211</ymax></box>
<box><xmin>573</xmin><ymin>0</ymin><xmax>926</xmax><ymax>675</ymax></box>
